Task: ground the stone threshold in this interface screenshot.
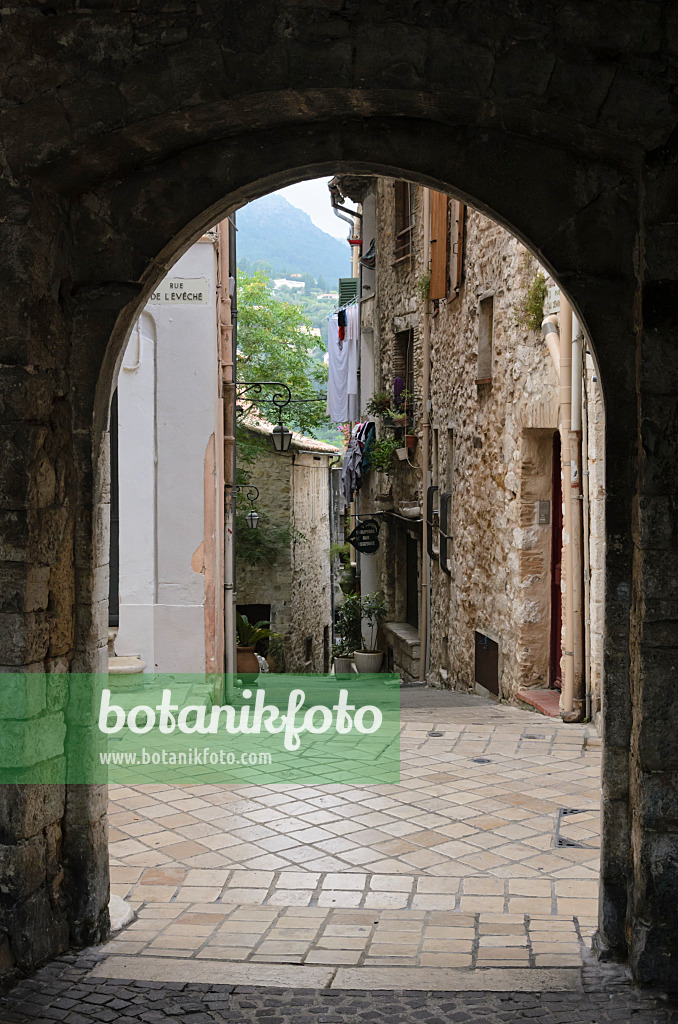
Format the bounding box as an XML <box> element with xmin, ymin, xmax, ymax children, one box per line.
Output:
<box><xmin>89</xmin><ymin>955</ymin><xmax>582</xmax><ymax>992</ymax></box>
<box><xmin>516</xmin><ymin>688</ymin><xmax>561</xmax><ymax>718</ymax></box>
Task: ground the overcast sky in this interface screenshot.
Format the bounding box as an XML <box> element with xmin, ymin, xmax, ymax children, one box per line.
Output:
<box><xmin>275</xmin><ymin>177</ymin><xmax>349</xmax><ymax>240</ymax></box>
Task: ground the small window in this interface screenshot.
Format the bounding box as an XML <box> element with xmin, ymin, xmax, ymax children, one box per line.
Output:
<box><xmin>475</xmin><ymin>631</ymin><xmax>499</xmax><ymax>696</ymax></box>
<box><xmin>394</xmin><ymin>328</ymin><xmax>414</xmax><ymax>398</ymax></box>
<box><xmin>394</xmin><ymin>181</ymin><xmax>415</xmax><ymax>261</ymax></box>
<box><xmin>450</xmin><ymin>201</ymin><xmax>465</xmax><ymax>295</ymax></box>
<box><xmin>476</xmin><ymin>295</ymin><xmax>494</xmax><ymax>384</ymax></box>
<box><xmin>305</xmin><ymin>635</ymin><xmax>313</xmax><ymax>663</ymax></box>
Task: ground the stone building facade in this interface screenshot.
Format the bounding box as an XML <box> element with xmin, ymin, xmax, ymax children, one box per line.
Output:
<box><xmin>341</xmin><ymin>177</ymin><xmax>605</xmax><ymax>721</ymax></box>
<box><xmin>0</xmin><ymin>1</ymin><xmax>677</xmax><ymax>989</ymax></box>
<box><xmin>236</xmin><ymin>423</ymin><xmax>340</xmax><ymax>675</ymax></box>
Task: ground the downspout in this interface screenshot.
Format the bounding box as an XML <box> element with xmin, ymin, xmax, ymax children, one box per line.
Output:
<box><xmin>569</xmin><ymin>314</ymin><xmax>585</xmax><ymax>720</ymax></box>
<box><xmin>218</xmin><ymin>216</ymin><xmax>236</xmax><ymax>703</ymax></box>
<box><xmin>581</xmin><ymin>354</ymin><xmax>593</xmax><ymax>721</ymax></box>
<box><xmin>558</xmin><ymin>295</ymin><xmax>579</xmax><ymax>721</ymax></box>
<box><xmin>419</xmin><ymin>188</ymin><xmax>431</xmax><ymax>680</ymax></box>
<box><xmin>328</xmin><ymin>179</ymin><xmax>363</xmax><ymax>239</ymax></box>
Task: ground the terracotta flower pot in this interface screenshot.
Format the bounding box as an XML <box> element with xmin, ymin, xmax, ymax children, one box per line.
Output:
<box><xmin>354</xmin><ymin>650</ymin><xmax>384</xmax><ymax>673</ymax></box>
<box><xmin>236</xmin><ymin>645</ymin><xmax>260</xmax><ymax>676</ymax></box>
<box><xmin>405</xmin><ymin>433</ymin><xmax>417</xmax><ymax>449</ymax></box>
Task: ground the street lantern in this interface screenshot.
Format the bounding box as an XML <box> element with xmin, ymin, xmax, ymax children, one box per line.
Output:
<box><xmin>271</xmin><ymin>420</ymin><xmax>293</xmax><ymax>453</ymax></box>
<box><xmin>246</xmin><ymin>508</ymin><xmax>260</xmax><ymax>530</ymax></box>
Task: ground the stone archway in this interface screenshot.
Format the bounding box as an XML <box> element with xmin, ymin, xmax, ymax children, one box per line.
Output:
<box><xmin>0</xmin><ymin>1</ymin><xmax>676</xmax><ymax>991</ymax></box>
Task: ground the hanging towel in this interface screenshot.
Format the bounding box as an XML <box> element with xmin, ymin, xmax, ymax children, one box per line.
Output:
<box><xmin>327</xmin><ymin>312</ymin><xmax>350</xmax><ymax>422</ymax></box>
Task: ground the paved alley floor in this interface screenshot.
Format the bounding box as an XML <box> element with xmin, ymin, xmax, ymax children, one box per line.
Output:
<box><xmin>100</xmin><ymin>688</ymin><xmax>601</xmax><ymax>978</ymax></box>
<box><xmin>6</xmin><ymin>689</ymin><xmax>671</xmax><ymax>1023</ymax></box>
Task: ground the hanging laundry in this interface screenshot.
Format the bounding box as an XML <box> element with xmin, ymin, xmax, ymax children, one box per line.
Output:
<box><xmin>341</xmin><ymin>422</ymin><xmax>364</xmax><ymax>505</ymax></box>
<box><xmin>346</xmin><ymin>302</ymin><xmax>360</xmax><ymax>423</ymax></box>
<box><xmin>326</xmin><ymin>312</ymin><xmax>350</xmax><ymax>422</ymax></box>
<box><xmin>337</xmin><ymin>308</ymin><xmax>346</xmax><ymax>343</ymax></box>
<box><xmin>327</xmin><ymin>303</ymin><xmax>360</xmax><ymax>424</ymax></box>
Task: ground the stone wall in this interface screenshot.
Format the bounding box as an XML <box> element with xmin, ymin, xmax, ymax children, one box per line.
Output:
<box><xmin>358</xmin><ymin>178</ymin><xmax>605</xmax><ymax>711</ymax></box>
<box><xmin>235</xmin><ymin>431</ymin><xmax>335</xmax><ymax>675</ymax></box>
<box><xmin>0</xmin><ymin>0</ymin><xmax>676</xmax><ymax>988</ymax></box>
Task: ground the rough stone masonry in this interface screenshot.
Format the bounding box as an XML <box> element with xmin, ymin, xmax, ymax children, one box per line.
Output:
<box><xmin>0</xmin><ymin>0</ymin><xmax>677</xmax><ymax>993</ymax></box>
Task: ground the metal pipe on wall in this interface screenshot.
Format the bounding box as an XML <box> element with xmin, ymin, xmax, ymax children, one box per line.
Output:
<box><xmin>419</xmin><ymin>188</ymin><xmax>432</xmax><ymax>679</ymax></box>
<box><xmin>217</xmin><ymin>216</ymin><xmax>236</xmax><ymax>702</ymax></box>
<box><xmin>558</xmin><ymin>296</ymin><xmax>577</xmax><ymax>720</ymax></box>
<box><xmin>569</xmin><ymin>314</ymin><xmax>585</xmax><ymax>720</ymax></box>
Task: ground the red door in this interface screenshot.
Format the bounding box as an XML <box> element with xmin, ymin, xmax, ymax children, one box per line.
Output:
<box><xmin>549</xmin><ymin>432</ymin><xmax>563</xmax><ymax>689</ymax></box>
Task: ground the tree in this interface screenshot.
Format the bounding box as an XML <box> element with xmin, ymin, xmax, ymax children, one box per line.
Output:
<box><xmin>236</xmin><ymin>270</ymin><xmax>329</xmax><ymax>435</ymax></box>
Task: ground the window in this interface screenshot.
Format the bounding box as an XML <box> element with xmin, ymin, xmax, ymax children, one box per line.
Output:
<box><xmin>450</xmin><ymin>200</ymin><xmax>465</xmax><ymax>295</ymax></box>
<box><xmin>476</xmin><ymin>295</ymin><xmax>494</xmax><ymax>383</ymax></box>
<box><xmin>432</xmin><ymin>428</ymin><xmax>439</xmax><ymax>486</ymax></box>
<box><xmin>429</xmin><ymin>190</ymin><xmax>449</xmax><ymax>299</ymax></box>
<box><xmin>394</xmin><ymin>181</ymin><xmax>415</xmax><ymax>261</ymax></box>
<box><xmin>394</xmin><ymin>328</ymin><xmax>414</xmax><ymax>397</ymax></box>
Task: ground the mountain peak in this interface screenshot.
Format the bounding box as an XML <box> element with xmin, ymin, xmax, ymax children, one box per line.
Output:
<box><xmin>236</xmin><ymin>193</ymin><xmax>352</xmax><ymax>285</ymax></box>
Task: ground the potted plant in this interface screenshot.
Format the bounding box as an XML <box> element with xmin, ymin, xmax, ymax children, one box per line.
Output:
<box><xmin>333</xmin><ymin>592</ymin><xmax>362</xmax><ymax>674</ymax></box>
<box><xmin>370</xmin><ymin>436</ymin><xmax>400</xmax><ymax>476</ymax></box>
<box><xmin>236</xmin><ymin>612</ymin><xmax>281</xmax><ymax>677</ymax></box>
<box><xmin>354</xmin><ymin>591</ymin><xmax>388</xmax><ymax>673</ymax></box>
<box><xmin>405</xmin><ymin>433</ymin><xmax>417</xmax><ymax>449</ymax></box>
<box><xmin>365</xmin><ymin>391</ymin><xmax>393</xmax><ymax>418</ymax></box>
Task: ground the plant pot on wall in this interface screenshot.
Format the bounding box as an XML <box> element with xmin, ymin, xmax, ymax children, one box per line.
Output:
<box><xmin>405</xmin><ymin>434</ymin><xmax>417</xmax><ymax>449</ymax></box>
<box><xmin>354</xmin><ymin>650</ymin><xmax>384</xmax><ymax>673</ymax></box>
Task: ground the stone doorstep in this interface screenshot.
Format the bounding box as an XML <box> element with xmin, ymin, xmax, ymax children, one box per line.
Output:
<box><xmin>516</xmin><ymin>688</ymin><xmax>561</xmax><ymax>718</ymax></box>
<box><xmin>88</xmin><ymin>956</ymin><xmax>583</xmax><ymax>992</ymax></box>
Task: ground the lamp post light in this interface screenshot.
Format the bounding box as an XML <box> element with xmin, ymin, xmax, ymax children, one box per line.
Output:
<box><xmin>236</xmin><ymin>382</ymin><xmax>294</xmax><ymax>452</ymax></box>
<box><xmin>230</xmin><ymin>484</ymin><xmax>260</xmax><ymax>529</ymax></box>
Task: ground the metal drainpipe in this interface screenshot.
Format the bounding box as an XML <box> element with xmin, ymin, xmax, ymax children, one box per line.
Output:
<box><xmin>581</xmin><ymin>355</ymin><xmax>593</xmax><ymax>721</ymax></box>
<box><xmin>567</xmin><ymin>315</ymin><xmax>585</xmax><ymax>721</ymax></box>
<box><xmin>419</xmin><ymin>188</ymin><xmax>431</xmax><ymax>681</ymax></box>
<box><xmin>217</xmin><ymin>216</ymin><xmax>236</xmax><ymax>702</ymax></box>
<box><xmin>558</xmin><ymin>296</ymin><xmax>577</xmax><ymax>719</ymax></box>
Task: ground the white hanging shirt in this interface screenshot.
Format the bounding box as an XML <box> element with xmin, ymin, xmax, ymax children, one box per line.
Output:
<box><xmin>326</xmin><ymin>312</ymin><xmax>349</xmax><ymax>422</ymax></box>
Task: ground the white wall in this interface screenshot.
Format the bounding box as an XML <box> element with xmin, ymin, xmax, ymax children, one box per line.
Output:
<box><xmin>115</xmin><ymin>238</ymin><xmax>221</xmax><ymax>673</ymax></box>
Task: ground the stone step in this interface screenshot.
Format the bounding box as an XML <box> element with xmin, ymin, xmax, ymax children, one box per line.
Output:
<box><xmin>516</xmin><ymin>687</ymin><xmax>561</xmax><ymax>718</ymax></box>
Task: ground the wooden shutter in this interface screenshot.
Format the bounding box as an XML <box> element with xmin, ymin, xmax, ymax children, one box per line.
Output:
<box><xmin>450</xmin><ymin>200</ymin><xmax>465</xmax><ymax>295</ymax></box>
<box><xmin>429</xmin><ymin>190</ymin><xmax>449</xmax><ymax>299</ymax></box>
<box><xmin>338</xmin><ymin>277</ymin><xmax>358</xmax><ymax>304</ymax></box>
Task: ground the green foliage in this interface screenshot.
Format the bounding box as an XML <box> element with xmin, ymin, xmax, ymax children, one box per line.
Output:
<box><xmin>266</xmin><ymin>633</ymin><xmax>286</xmax><ymax>671</ymax></box>
<box><xmin>334</xmin><ymin>592</ymin><xmax>363</xmax><ymax>657</ymax></box>
<box><xmin>237</xmin><ymin>270</ymin><xmax>329</xmax><ymax>436</ymax></box>
<box><xmin>370</xmin><ymin>436</ymin><xmax>400</xmax><ymax>476</ymax></box>
<box><xmin>512</xmin><ymin>271</ymin><xmax>548</xmax><ymax>332</ymax></box>
<box><xmin>236</xmin><ymin>612</ymin><xmax>282</xmax><ymax>647</ymax></box>
<box><xmin>365</xmin><ymin>391</ymin><xmax>393</xmax><ymax>417</ymax></box>
<box><xmin>234</xmin><ymin>506</ymin><xmax>294</xmax><ymax>567</ymax></box>
<box><xmin>417</xmin><ymin>271</ymin><xmax>431</xmax><ymax>302</ymax></box>
<box><xmin>360</xmin><ymin>591</ymin><xmax>388</xmax><ymax>652</ymax></box>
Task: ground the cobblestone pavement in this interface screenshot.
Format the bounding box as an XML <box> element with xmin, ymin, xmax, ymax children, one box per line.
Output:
<box><xmin>2</xmin><ymin>951</ymin><xmax>677</xmax><ymax>1024</ymax></box>
<box><xmin>102</xmin><ymin>690</ymin><xmax>600</xmax><ymax>974</ymax></box>
<box><xmin>109</xmin><ymin>691</ymin><xmax>600</xmax><ymax>916</ymax></box>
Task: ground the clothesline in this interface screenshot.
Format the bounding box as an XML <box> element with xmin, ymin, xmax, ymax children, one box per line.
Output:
<box><xmin>322</xmin><ymin>295</ymin><xmax>370</xmax><ymax>321</ymax></box>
